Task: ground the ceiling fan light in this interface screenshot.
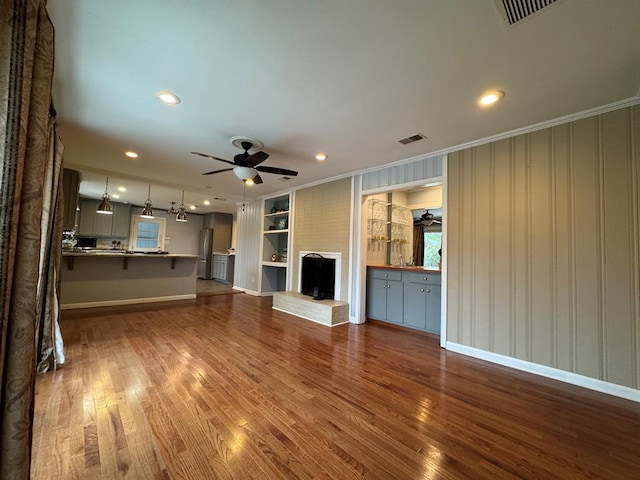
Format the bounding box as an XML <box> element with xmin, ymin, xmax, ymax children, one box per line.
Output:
<box><xmin>233</xmin><ymin>166</ymin><xmax>256</xmax><ymax>181</ymax></box>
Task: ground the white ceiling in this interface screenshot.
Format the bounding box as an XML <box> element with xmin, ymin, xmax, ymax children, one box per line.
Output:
<box><xmin>49</xmin><ymin>0</ymin><xmax>640</xmax><ymax>215</ymax></box>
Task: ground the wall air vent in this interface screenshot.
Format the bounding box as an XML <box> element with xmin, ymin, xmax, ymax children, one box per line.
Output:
<box><xmin>494</xmin><ymin>0</ymin><xmax>558</xmax><ymax>26</ymax></box>
<box><xmin>398</xmin><ymin>133</ymin><xmax>426</xmax><ymax>145</ymax></box>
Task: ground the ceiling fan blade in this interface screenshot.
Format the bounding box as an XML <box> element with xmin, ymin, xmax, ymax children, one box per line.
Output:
<box><xmin>202</xmin><ymin>167</ymin><xmax>234</xmax><ymax>175</ymax></box>
<box><xmin>191</xmin><ymin>151</ymin><xmax>236</xmax><ymax>166</ymax></box>
<box><xmin>245</xmin><ymin>151</ymin><xmax>269</xmax><ymax>167</ymax></box>
<box><xmin>255</xmin><ymin>165</ymin><xmax>298</xmax><ymax>176</ymax></box>
<box><xmin>251</xmin><ymin>174</ymin><xmax>263</xmax><ymax>184</ymax></box>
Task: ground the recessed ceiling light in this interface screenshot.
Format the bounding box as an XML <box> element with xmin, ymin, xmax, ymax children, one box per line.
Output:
<box><xmin>156</xmin><ymin>91</ymin><xmax>181</xmax><ymax>105</ymax></box>
<box><xmin>125</xmin><ymin>151</ymin><xmax>138</xmax><ymax>158</ymax></box>
<box><xmin>203</xmin><ymin>200</ymin><xmax>210</xmax><ymax>205</ymax></box>
<box><xmin>478</xmin><ymin>90</ymin><xmax>505</xmax><ymax>106</ymax></box>
<box><xmin>117</xmin><ymin>186</ymin><xmax>126</xmax><ymax>192</ymax></box>
<box><xmin>112</xmin><ymin>194</ymin><xmax>120</xmax><ymax>199</ymax></box>
<box><xmin>315</xmin><ymin>153</ymin><xmax>328</xmax><ymax>161</ymax></box>
<box><xmin>189</xmin><ymin>205</ymin><xmax>196</xmax><ymax>210</ymax></box>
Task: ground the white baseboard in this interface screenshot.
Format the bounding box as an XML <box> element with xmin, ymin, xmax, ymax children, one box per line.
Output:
<box><xmin>60</xmin><ymin>294</ymin><xmax>196</xmax><ymax>310</ymax></box>
<box><xmin>232</xmin><ymin>287</ymin><xmax>259</xmax><ymax>296</ymax></box>
<box><xmin>446</xmin><ymin>342</ymin><xmax>640</xmax><ymax>403</ymax></box>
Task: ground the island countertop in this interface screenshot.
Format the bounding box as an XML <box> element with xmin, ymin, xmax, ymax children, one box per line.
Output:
<box><xmin>62</xmin><ymin>250</ymin><xmax>198</xmax><ymax>258</ymax></box>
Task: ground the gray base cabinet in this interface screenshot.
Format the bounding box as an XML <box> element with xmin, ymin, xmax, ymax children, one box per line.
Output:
<box><xmin>212</xmin><ymin>254</ymin><xmax>235</xmax><ymax>283</ymax></box>
<box><xmin>368</xmin><ymin>275</ymin><xmax>403</xmax><ymax>324</ymax></box>
<box><xmin>367</xmin><ymin>268</ymin><xmax>441</xmax><ymax>334</ymax></box>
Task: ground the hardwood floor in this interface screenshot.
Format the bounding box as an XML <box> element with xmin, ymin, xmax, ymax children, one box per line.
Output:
<box><xmin>32</xmin><ymin>294</ymin><xmax>640</xmax><ymax>479</ymax></box>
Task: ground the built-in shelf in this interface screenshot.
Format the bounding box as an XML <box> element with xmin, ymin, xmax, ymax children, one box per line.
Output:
<box><xmin>261</xmin><ymin>193</ymin><xmax>292</xmax><ymax>295</ymax></box>
<box><xmin>262</xmin><ymin>261</ymin><xmax>287</xmax><ymax>268</ymax></box>
<box><xmin>264</xmin><ymin>211</ymin><xmax>289</xmax><ymax>217</ymax></box>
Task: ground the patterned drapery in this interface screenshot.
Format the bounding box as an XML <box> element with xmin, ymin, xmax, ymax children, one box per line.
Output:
<box><xmin>0</xmin><ymin>0</ymin><xmax>64</xmax><ymax>477</ymax></box>
<box><xmin>413</xmin><ymin>224</ymin><xmax>424</xmax><ymax>267</ymax></box>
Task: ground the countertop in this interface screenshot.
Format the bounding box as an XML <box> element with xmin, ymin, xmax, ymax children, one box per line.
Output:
<box><xmin>368</xmin><ymin>264</ymin><xmax>441</xmax><ymax>273</ymax></box>
<box><xmin>62</xmin><ymin>250</ymin><xmax>198</xmax><ymax>258</ymax></box>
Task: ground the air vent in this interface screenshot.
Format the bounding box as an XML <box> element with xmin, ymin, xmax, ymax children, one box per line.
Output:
<box><xmin>213</xmin><ymin>197</ymin><xmax>226</xmax><ymax>201</ymax></box>
<box><xmin>398</xmin><ymin>133</ymin><xmax>426</xmax><ymax>145</ymax></box>
<box><xmin>280</xmin><ymin>176</ymin><xmax>292</xmax><ymax>181</ymax></box>
<box><xmin>494</xmin><ymin>0</ymin><xmax>558</xmax><ymax>26</ymax></box>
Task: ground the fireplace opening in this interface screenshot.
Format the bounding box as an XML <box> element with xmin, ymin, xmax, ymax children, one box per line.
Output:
<box><xmin>301</xmin><ymin>253</ymin><xmax>336</xmax><ymax>300</ymax></box>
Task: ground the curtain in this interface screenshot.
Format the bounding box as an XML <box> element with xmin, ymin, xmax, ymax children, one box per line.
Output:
<box><xmin>412</xmin><ymin>224</ymin><xmax>424</xmax><ymax>267</ymax></box>
<box><xmin>0</xmin><ymin>0</ymin><xmax>63</xmax><ymax>477</ymax></box>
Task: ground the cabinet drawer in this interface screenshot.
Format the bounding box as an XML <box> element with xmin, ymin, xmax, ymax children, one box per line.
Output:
<box><xmin>370</xmin><ymin>268</ymin><xmax>402</xmax><ymax>281</ymax></box>
<box><xmin>403</xmin><ymin>271</ymin><xmax>441</xmax><ymax>285</ymax></box>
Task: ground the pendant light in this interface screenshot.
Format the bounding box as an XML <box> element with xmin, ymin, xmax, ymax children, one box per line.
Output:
<box><xmin>141</xmin><ymin>184</ymin><xmax>154</xmax><ymax>218</ymax></box>
<box><xmin>96</xmin><ymin>177</ymin><xmax>114</xmax><ymax>215</ymax></box>
<box><xmin>176</xmin><ymin>190</ymin><xmax>187</xmax><ymax>222</ymax></box>
<box><xmin>167</xmin><ymin>201</ymin><xmax>178</xmax><ymax>215</ymax></box>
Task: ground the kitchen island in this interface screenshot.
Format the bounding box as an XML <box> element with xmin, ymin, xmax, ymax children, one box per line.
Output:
<box><xmin>61</xmin><ymin>251</ymin><xmax>198</xmax><ymax>309</ymax></box>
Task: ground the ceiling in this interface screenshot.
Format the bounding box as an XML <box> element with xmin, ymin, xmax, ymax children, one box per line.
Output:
<box><xmin>49</xmin><ymin>0</ymin><xmax>640</xmax><ymax>215</ymax></box>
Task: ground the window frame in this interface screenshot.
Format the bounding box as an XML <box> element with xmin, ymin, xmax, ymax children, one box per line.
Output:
<box><xmin>129</xmin><ymin>214</ymin><xmax>167</xmax><ymax>252</ymax></box>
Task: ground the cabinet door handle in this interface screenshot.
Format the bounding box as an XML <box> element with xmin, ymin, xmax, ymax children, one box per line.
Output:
<box><xmin>426</xmin><ymin>289</ymin><xmax>431</xmax><ymax>293</ymax></box>
<box><xmin>423</xmin><ymin>277</ymin><xmax>428</xmax><ymax>281</ymax></box>
<box><xmin>384</xmin><ymin>273</ymin><xmax>389</xmax><ymax>277</ymax></box>
<box><xmin>421</xmin><ymin>288</ymin><xmax>425</xmax><ymax>292</ymax></box>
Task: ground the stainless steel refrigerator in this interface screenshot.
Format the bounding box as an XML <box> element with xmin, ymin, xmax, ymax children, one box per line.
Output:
<box><xmin>197</xmin><ymin>228</ymin><xmax>215</xmax><ymax>279</ymax></box>
<box><xmin>197</xmin><ymin>216</ymin><xmax>232</xmax><ymax>279</ymax></box>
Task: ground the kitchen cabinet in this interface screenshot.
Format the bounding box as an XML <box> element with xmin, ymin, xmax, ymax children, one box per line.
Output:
<box><xmin>366</xmin><ymin>269</ymin><xmax>403</xmax><ymax>324</ymax></box>
<box><xmin>260</xmin><ymin>193</ymin><xmax>291</xmax><ymax>294</ymax></box>
<box><xmin>367</xmin><ymin>267</ymin><xmax>441</xmax><ymax>334</ymax></box>
<box><xmin>62</xmin><ymin>169</ymin><xmax>80</xmax><ymax>231</ymax></box>
<box><xmin>77</xmin><ymin>199</ymin><xmax>131</xmax><ymax>237</ymax></box>
<box><xmin>403</xmin><ymin>272</ymin><xmax>441</xmax><ymax>333</ymax></box>
<box><xmin>212</xmin><ymin>254</ymin><xmax>234</xmax><ymax>283</ymax></box>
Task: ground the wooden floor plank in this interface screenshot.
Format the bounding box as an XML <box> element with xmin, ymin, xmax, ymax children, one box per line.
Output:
<box><xmin>32</xmin><ymin>294</ymin><xmax>640</xmax><ymax>479</ymax></box>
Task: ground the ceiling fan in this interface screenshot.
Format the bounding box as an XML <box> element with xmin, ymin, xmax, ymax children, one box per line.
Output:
<box><xmin>192</xmin><ymin>141</ymin><xmax>298</xmax><ymax>184</ymax></box>
<box><xmin>417</xmin><ymin>210</ymin><xmax>442</xmax><ymax>226</ymax></box>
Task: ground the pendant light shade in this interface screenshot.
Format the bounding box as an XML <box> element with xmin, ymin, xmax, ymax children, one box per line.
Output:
<box><xmin>141</xmin><ymin>184</ymin><xmax>154</xmax><ymax>218</ymax></box>
<box><xmin>96</xmin><ymin>177</ymin><xmax>113</xmax><ymax>215</ymax></box>
<box><xmin>167</xmin><ymin>201</ymin><xmax>178</xmax><ymax>215</ymax></box>
<box><xmin>176</xmin><ymin>190</ymin><xmax>187</xmax><ymax>222</ymax></box>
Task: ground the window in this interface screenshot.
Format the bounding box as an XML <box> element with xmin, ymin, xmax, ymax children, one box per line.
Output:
<box><xmin>129</xmin><ymin>215</ymin><xmax>166</xmax><ymax>252</ymax></box>
<box><xmin>423</xmin><ymin>232</ymin><xmax>442</xmax><ymax>269</ymax></box>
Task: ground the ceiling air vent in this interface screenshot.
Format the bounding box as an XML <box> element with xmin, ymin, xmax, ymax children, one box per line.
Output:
<box><xmin>279</xmin><ymin>176</ymin><xmax>292</xmax><ymax>181</ymax></box>
<box><xmin>398</xmin><ymin>133</ymin><xmax>426</xmax><ymax>145</ymax></box>
<box><xmin>494</xmin><ymin>0</ymin><xmax>558</xmax><ymax>26</ymax></box>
